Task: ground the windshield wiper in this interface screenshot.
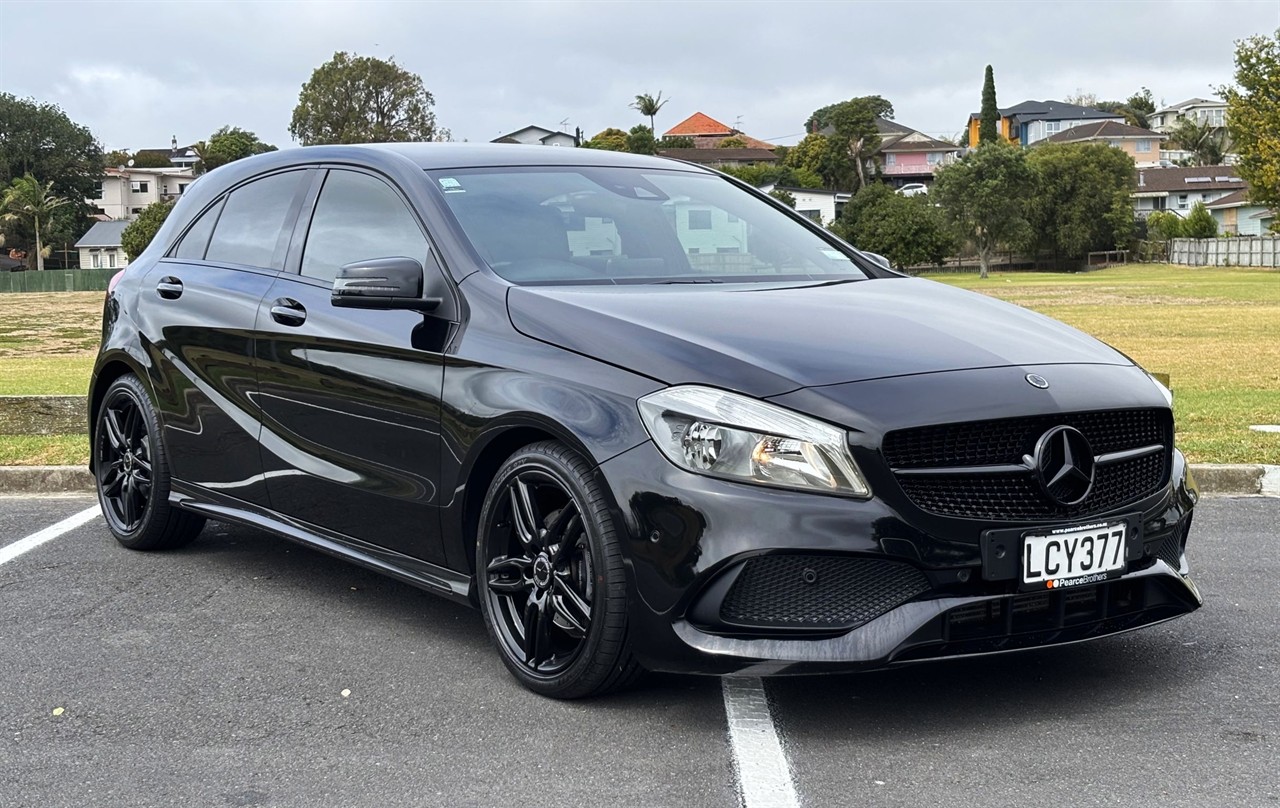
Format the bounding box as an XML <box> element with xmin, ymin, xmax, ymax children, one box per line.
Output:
<box><xmin>653</xmin><ymin>278</ymin><xmax>724</xmax><ymax>284</ymax></box>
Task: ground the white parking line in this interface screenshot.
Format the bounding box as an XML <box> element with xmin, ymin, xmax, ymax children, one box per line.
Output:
<box><xmin>0</xmin><ymin>505</ymin><xmax>101</xmax><ymax>566</ymax></box>
<box><xmin>723</xmin><ymin>676</ymin><xmax>801</xmax><ymax>808</ymax></box>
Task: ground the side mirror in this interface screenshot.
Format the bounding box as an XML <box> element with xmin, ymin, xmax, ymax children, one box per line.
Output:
<box><xmin>861</xmin><ymin>251</ymin><xmax>892</xmax><ymax>270</ymax></box>
<box><xmin>331</xmin><ymin>256</ymin><xmax>441</xmax><ymax>312</ymax></box>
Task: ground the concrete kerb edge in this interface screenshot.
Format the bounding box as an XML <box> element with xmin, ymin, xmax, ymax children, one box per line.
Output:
<box><xmin>1</xmin><ymin>463</ymin><xmax>1277</xmax><ymax>497</ymax></box>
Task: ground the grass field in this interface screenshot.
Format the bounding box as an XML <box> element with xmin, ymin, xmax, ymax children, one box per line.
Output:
<box><xmin>0</xmin><ymin>265</ymin><xmax>1277</xmax><ymax>465</ymax></box>
<box><xmin>923</xmin><ymin>263</ymin><xmax>1280</xmax><ymax>465</ymax></box>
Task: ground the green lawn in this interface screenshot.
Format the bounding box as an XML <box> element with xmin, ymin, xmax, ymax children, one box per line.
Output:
<box><xmin>922</xmin><ymin>263</ymin><xmax>1280</xmax><ymax>465</ymax></box>
<box><xmin>1</xmin><ymin>266</ymin><xmax>1277</xmax><ymax>465</ymax></box>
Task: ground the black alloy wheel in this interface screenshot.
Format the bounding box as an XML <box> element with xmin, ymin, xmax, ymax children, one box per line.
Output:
<box><xmin>94</xmin><ymin>374</ymin><xmax>205</xmax><ymax>550</ymax></box>
<box><xmin>477</xmin><ymin>442</ymin><xmax>640</xmax><ymax>698</ymax></box>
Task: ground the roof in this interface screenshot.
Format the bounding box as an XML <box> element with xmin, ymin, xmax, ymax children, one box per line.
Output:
<box><xmin>879</xmin><ymin>133</ymin><xmax>962</xmax><ymax>152</ymax></box>
<box><xmin>1042</xmin><ymin>120</ymin><xmax>1163</xmax><ymax>143</ymax></box>
<box><xmin>1156</xmin><ymin>97</ymin><xmax>1225</xmax><ymax>113</ymax></box>
<box><xmin>969</xmin><ymin>100</ymin><xmax>1122</xmax><ymax>123</ymax></box>
<box><xmin>75</xmin><ymin>221</ymin><xmax>129</xmax><ymax>248</ymax></box>
<box><xmin>664</xmin><ymin>112</ymin><xmax>735</xmax><ymax>137</ymax></box>
<box><xmin>1204</xmin><ymin>189</ymin><xmax>1260</xmax><ymax>209</ymax></box>
<box><xmin>1134</xmin><ymin>166</ymin><xmax>1246</xmax><ymax>194</ymax></box>
<box><xmin>657</xmin><ymin>148</ymin><xmax>779</xmax><ymax>165</ymax></box>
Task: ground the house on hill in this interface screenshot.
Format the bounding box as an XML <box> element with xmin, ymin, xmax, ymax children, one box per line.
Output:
<box><xmin>968</xmin><ymin>100</ymin><xmax>1124</xmax><ymax>147</ymax></box>
<box><xmin>491</xmin><ymin>125</ymin><xmax>580</xmax><ymax>147</ymax></box>
<box><xmin>1039</xmin><ymin>120</ymin><xmax>1165</xmax><ymax>167</ymax></box>
<box><xmin>662</xmin><ymin>112</ymin><xmax>776</xmax><ymax>150</ymax></box>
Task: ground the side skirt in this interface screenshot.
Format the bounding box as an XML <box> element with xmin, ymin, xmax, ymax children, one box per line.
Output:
<box><xmin>169</xmin><ymin>482</ymin><xmax>474</xmax><ymax>606</ymax></box>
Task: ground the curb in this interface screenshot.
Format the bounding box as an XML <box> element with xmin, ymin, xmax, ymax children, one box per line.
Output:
<box><xmin>1</xmin><ymin>463</ymin><xmax>1277</xmax><ymax>497</ymax></box>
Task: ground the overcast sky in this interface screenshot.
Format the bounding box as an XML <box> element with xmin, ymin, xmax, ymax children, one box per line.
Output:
<box><xmin>2</xmin><ymin>0</ymin><xmax>1277</xmax><ymax>152</ymax></box>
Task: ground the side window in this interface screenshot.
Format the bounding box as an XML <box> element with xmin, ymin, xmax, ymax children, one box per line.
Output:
<box><xmin>205</xmin><ymin>171</ymin><xmax>305</xmax><ymax>269</ymax></box>
<box><xmin>301</xmin><ymin>170</ymin><xmax>428</xmax><ymax>283</ymax></box>
<box><xmin>172</xmin><ymin>198</ymin><xmax>223</xmax><ymax>260</ymax></box>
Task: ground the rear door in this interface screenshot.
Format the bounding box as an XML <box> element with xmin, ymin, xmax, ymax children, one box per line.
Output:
<box><xmin>141</xmin><ymin>169</ymin><xmax>310</xmax><ymax>504</ymax></box>
<box><xmin>254</xmin><ymin>167</ymin><xmax>451</xmax><ymax>564</ymax></box>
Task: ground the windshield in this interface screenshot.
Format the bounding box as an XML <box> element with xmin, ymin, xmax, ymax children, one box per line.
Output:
<box><xmin>425</xmin><ymin>166</ymin><xmax>870</xmax><ymax>285</ymax></box>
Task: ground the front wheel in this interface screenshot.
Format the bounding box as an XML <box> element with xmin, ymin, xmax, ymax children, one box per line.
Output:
<box><xmin>476</xmin><ymin>441</ymin><xmax>641</xmax><ymax>698</ymax></box>
<box><xmin>94</xmin><ymin>373</ymin><xmax>205</xmax><ymax>550</ymax></box>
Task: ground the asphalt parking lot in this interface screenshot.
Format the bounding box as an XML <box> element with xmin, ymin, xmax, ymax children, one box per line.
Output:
<box><xmin>1</xmin><ymin>495</ymin><xmax>1276</xmax><ymax>808</ymax></box>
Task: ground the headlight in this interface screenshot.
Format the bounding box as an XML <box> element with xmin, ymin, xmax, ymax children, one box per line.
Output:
<box><xmin>637</xmin><ymin>386</ymin><xmax>870</xmax><ymax>497</ymax></box>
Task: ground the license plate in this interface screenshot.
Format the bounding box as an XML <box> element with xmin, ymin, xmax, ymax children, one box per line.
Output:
<box><xmin>1022</xmin><ymin>521</ymin><xmax>1127</xmax><ymax>589</ymax></box>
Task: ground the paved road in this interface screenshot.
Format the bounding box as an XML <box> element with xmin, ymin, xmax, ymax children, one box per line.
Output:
<box><xmin>0</xmin><ymin>495</ymin><xmax>1275</xmax><ymax>807</ymax></box>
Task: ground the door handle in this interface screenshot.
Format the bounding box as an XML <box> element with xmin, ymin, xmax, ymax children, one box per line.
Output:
<box><xmin>156</xmin><ymin>277</ymin><xmax>183</xmax><ymax>299</ymax></box>
<box><xmin>269</xmin><ymin>298</ymin><xmax>307</xmax><ymax>326</ymax></box>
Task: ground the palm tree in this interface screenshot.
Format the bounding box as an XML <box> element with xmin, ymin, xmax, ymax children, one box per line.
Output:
<box><xmin>630</xmin><ymin>92</ymin><xmax>669</xmax><ymax>135</ymax></box>
<box><xmin>1</xmin><ymin>175</ymin><xmax>73</xmax><ymax>271</ymax></box>
<box><xmin>1169</xmin><ymin>118</ymin><xmax>1229</xmax><ymax>167</ymax></box>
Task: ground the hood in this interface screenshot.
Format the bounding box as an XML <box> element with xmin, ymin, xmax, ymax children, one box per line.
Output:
<box><xmin>507</xmin><ymin>277</ymin><xmax>1130</xmax><ymax>398</ymax></box>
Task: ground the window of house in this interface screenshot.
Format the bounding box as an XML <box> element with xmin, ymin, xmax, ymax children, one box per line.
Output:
<box><xmin>798</xmin><ymin>209</ymin><xmax>822</xmax><ymax>223</ymax></box>
<box><xmin>178</xmin><ymin>183</ymin><xmax>189</xmax><ymax>194</ymax></box>
<box><xmin>130</xmin><ymin>181</ymin><xmax>149</xmax><ymax>194</ymax></box>
<box><xmin>1109</xmin><ymin>140</ymin><xmax>1121</xmax><ymax>148</ymax></box>
<box><xmin>687</xmin><ymin>209</ymin><xmax>712</xmax><ymax>230</ymax></box>
<box><xmin>91</xmin><ymin>182</ymin><xmax>103</xmax><ymax>198</ymax></box>
<box><xmin>130</xmin><ymin>207</ymin><xmax>144</xmax><ymax>215</ymax></box>
<box><xmin>1045</xmin><ymin>121</ymin><xmax>1061</xmax><ymax>134</ymax></box>
<box><xmin>90</xmin><ymin>252</ymin><xmax>101</xmax><ymax>268</ymax></box>
<box><xmin>108</xmin><ymin>252</ymin><xmax>116</xmax><ymax>268</ymax></box>
<box><xmin>885</xmin><ymin>153</ymin><xmax>897</xmax><ymax>166</ymax></box>
<box><xmin>1137</xmin><ymin>139</ymin><xmax>1151</xmax><ymax>153</ymax></box>
<box><xmin>926</xmin><ymin>152</ymin><xmax>941</xmax><ymax>165</ymax></box>
<box><xmin>205</xmin><ymin>171</ymin><xmax>306</xmax><ymax>270</ymax></box>
<box><xmin>1178</xmin><ymin>194</ymin><xmax>1189</xmax><ymax>209</ymax></box>
<box><xmin>300</xmin><ymin>170</ymin><xmax>428</xmax><ymax>284</ymax></box>
<box><xmin>173</xmin><ymin>198</ymin><xmax>224</xmax><ymax>260</ymax></box>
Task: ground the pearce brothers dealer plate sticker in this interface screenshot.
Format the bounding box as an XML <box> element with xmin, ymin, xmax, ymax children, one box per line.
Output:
<box><xmin>1021</xmin><ymin>520</ymin><xmax>1127</xmax><ymax>590</ymax></box>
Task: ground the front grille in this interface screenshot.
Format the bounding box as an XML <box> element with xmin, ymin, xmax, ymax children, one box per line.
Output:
<box><xmin>883</xmin><ymin>409</ymin><xmax>1172</xmax><ymax>521</ymax></box>
<box><xmin>720</xmin><ymin>555</ymin><xmax>931</xmax><ymax>629</ymax></box>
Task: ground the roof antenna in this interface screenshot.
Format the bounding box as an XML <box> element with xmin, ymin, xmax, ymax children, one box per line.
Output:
<box><xmin>560</xmin><ymin>118</ymin><xmax>570</xmax><ymax>133</ymax></box>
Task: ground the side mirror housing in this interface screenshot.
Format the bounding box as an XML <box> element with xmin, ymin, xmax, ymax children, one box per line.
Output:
<box><xmin>331</xmin><ymin>256</ymin><xmax>441</xmax><ymax>312</ymax></box>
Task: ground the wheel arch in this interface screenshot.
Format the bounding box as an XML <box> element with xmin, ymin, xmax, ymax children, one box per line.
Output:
<box><xmin>88</xmin><ymin>350</ymin><xmax>155</xmax><ymax>472</ymax></box>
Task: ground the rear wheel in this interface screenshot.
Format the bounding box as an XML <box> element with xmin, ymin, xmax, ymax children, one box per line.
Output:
<box><xmin>94</xmin><ymin>373</ymin><xmax>205</xmax><ymax>550</ymax></box>
<box><xmin>477</xmin><ymin>441</ymin><xmax>641</xmax><ymax>698</ymax></box>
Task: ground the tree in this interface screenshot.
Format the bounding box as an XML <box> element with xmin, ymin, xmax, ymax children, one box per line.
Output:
<box><xmin>625</xmin><ymin>125</ymin><xmax>657</xmax><ymax>156</ymax></box>
<box><xmin>833</xmin><ymin>183</ymin><xmax>954</xmax><ymax>269</ymax></box>
<box><xmin>827</xmin><ymin>99</ymin><xmax>882</xmax><ymax>190</ymax></box>
<box><xmin>1</xmin><ymin>175</ymin><xmax>73</xmax><ymax>271</ymax></box>
<box><xmin>716</xmin><ymin>162</ymin><xmax>823</xmax><ymax>190</ymax></box>
<box><xmin>289</xmin><ymin>51</ymin><xmax>447</xmax><ymax>145</ymax></box>
<box><xmin>806</xmin><ymin>96</ymin><xmax>893</xmax><ymax>132</ymax></box>
<box><xmin>1146</xmin><ymin>211</ymin><xmax>1185</xmax><ymax>241</ymax></box>
<box><xmin>768</xmin><ymin>189</ymin><xmax>796</xmax><ymax>208</ymax></box>
<box><xmin>1024</xmin><ymin>142</ymin><xmax>1136</xmax><ymax>261</ymax></box>
<box><xmin>1168</xmin><ymin>117</ymin><xmax>1228</xmax><ymax>166</ymax></box>
<box><xmin>120</xmin><ymin>199</ymin><xmax>175</xmax><ymax>260</ymax></box>
<box><xmin>1182</xmin><ymin>201</ymin><xmax>1218</xmax><ymax>238</ymax></box>
<box><xmin>1064</xmin><ymin>90</ymin><xmax>1100</xmax><ymax>109</ymax></box>
<box><xmin>130</xmin><ymin>150</ymin><xmax>175</xmax><ymax>168</ymax></box>
<box><xmin>0</xmin><ymin>94</ymin><xmax>103</xmax><ymax>260</ymax></box>
<box><xmin>104</xmin><ymin>149</ymin><xmax>131</xmax><ymax>168</ymax></box>
<box><xmin>783</xmin><ymin>133</ymin><xmax>848</xmax><ymax>189</ymax></box>
<box><xmin>581</xmin><ymin>128</ymin><xmax>629</xmax><ymax>151</ymax></box>
<box><xmin>193</xmin><ymin>126</ymin><xmax>277</xmax><ymax>174</ymax></box>
<box><xmin>718</xmin><ymin>136</ymin><xmax>747</xmax><ymax>149</ymax></box>
<box><xmin>657</xmin><ymin>135</ymin><xmax>694</xmax><ymax>149</ymax></box>
<box><xmin>630</xmin><ymin>91</ymin><xmax>668</xmax><ymax>134</ymax></box>
<box><xmin>930</xmin><ymin>143</ymin><xmax>1034</xmax><ymax>278</ymax></box>
<box><xmin>1223</xmin><ymin>29</ymin><xmax>1280</xmax><ymax>209</ymax></box>
<box><xmin>979</xmin><ymin>65</ymin><xmax>1000</xmax><ymax>145</ymax></box>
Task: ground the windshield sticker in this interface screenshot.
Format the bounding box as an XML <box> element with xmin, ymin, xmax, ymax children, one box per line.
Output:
<box><xmin>822</xmin><ymin>249</ymin><xmax>849</xmax><ymax>260</ymax></box>
<box><xmin>438</xmin><ymin>177</ymin><xmax>465</xmax><ymax>193</ymax></box>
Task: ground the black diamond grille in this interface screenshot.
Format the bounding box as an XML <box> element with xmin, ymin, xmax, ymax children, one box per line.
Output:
<box><xmin>883</xmin><ymin>409</ymin><xmax>1172</xmax><ymax>521</ymax></box>
<box><xmin>720</xmin><ymin>555</ymin><xmax>931</xmax><ymax>629</ymax></box>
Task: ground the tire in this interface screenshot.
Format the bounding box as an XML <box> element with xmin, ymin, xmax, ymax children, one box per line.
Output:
<box><xmin>94</xmin><ymin>373</ymin><xmax>205</xmax><ymax>550</ymax></box>
<box><xmin>476</xmin><ymin>441</ymin><xmax>642</xmax><ymax>698</ymax></box>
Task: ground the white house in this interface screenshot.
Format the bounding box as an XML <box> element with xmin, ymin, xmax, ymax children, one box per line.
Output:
<box><xmin>1148</xmin><ymin>98</ymin><xmax>1228</xmax><ymax>134</ymax></box>
<box><xmin>493</xmin><ymin>125</ymin><xmax>579</xmax><ymax>147</ymax></box>
<box><xmin>1130</xmin><ymin>166</ymin><xmax>1247</xmax><ymax>219</ymax></box>
<box><xmin>89</xmin><ymin>166</ymin><xmax>197</xmax><ymax>220</ymax></box>
<box><xmin>756</xmin><ymin>184</ymin><xmax>851</xmax><ymax>226</ymax></box>
<box><xmin>129</xmin><ymin>136</ymin><xmax>200</xmax><ymax>171</ymax></box>
<box><xmin>75</xmin><ymin>220</ymin><xmax>130</xmax><ymax>269</ymax></box>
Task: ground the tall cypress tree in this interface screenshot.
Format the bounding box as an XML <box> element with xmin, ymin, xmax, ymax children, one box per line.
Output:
<box><xmin>979</xmin><ymin>65</ymin><xmax>1000</xmax><ymax>145</ymax></box>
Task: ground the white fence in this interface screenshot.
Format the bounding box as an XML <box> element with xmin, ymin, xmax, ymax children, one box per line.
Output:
<box><xmin>1169</xmin><ymin>237</ymin><xmax>1280</xmax><ymax>267</ymax></box>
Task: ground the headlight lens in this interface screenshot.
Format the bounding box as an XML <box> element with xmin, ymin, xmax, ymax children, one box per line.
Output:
<box><xmin>637</xmin><ymin>386</ymin><xmax>870</xmax><ymax>497</ymax></box>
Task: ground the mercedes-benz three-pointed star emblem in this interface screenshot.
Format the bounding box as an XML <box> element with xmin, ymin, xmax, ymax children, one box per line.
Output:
<box><xmin>1031</xmin><ymin>426</ymin><xmax>1095</xmax><ymax>506</ymax></box>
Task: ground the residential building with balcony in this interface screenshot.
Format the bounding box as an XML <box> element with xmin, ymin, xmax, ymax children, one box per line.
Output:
<box><xmin>967</xmin><ymin>100</ymin><xmax>1124</xmax><ymax>147</ymax></box>
<box><xmin>1148</xmin><ymin>98</ymin><xmax>1227</xmax><ymax>134</ymax></box>
<box><xmin>875</xmin><ymin>118</ymin><xmax>961</xmax><ymax>187</ymax></box>
<box><xmin>89</xmin><ymin>166</ymin><xmax>197</xmax><ymax>220</ymax></box>
<box><xmin>1130</xmin><ymin>166</ymin><xmax>1246</xmax><ymax>219</ymax></box>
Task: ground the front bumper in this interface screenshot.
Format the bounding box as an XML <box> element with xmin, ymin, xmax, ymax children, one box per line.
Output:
<box><xmin>599</xmin><ymin>439</ymin><xmax>1201</xmax><ymax>676</ymax></box>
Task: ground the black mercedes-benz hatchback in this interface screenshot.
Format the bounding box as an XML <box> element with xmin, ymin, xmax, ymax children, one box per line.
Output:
<box><xmin>90</xmin><ymin>144</ymin><xmax>1201</xmax><ymax>698</ymax></box>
